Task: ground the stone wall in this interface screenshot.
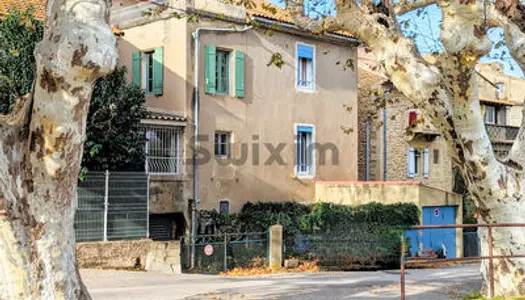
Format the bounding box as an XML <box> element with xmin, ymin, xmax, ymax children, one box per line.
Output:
<box><xmin>358</xmin><ymin>58</ymin><xmax>454</xmax><ymax>192</ymax></box>
<box><xmin>76</xmin><ymin>239</ymin><xmax>182</xmax><ymax>274</ymax></box>
<box><xmin>77</xmin><ymin>240</ymin><xmax>152</xmax><ymax>269</ymax></box>
<box><xmin>149</xmin><ymin>176</ymin><xmax>189</xmax><ymax>215</ymax></box>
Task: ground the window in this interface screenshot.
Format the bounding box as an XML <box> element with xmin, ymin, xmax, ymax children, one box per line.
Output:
<box><xmin>145</xmin><ymin>125</ymin><xmax>182</xmax><ymax>174</ymax></box>
<box><xmin>219</xmin><ymin>200</ymin><xmax>230</xmax><ymax>213</ymax></box>
<box><xmin>216</xmin><ymin>50</ymin><xmax>230</xmax><ymax>94</ymax></box>
<box><xmin>433</xmin><ymin>149</ymin><xmax>439</xmax><ymax>164</ymax></box>
<box><xmin>204</xmin><ymin>46</ymin><xmax>245</xmax><ymax>98</ymax></box>
<box><xmin>496</xmin><ymin>82</ymin><xmax>505</xmax><ymax>99</ymax></box>
<box><xmin>214</xmin><ymin>132</ymin><xmax>231</xmax><ymax>158</ymax></box>
<box><xmin>296</xmin><ymin>44</ymin><xmax>315</xmax><ymax>90</ymax></box>
<box><xmin>408</xmin><ymin>111</ymin><xmax>417</xmax><ymax>126</ymax></box>
<box><xmin>295</xmin><ymin>125</ymin><xmax>315</xmax><ymax>177</ymax></box>
<box><xmin>142</xmin><ymin>51</ymin><xmax>154</xmax><ymax>93</ymax></box>
<box><xmin>408</xmin><ymin>148</ymin><xmax>429</xmax><ymax>178</ymax></box>
<box><xmin>132</xmin><ymin>47</ymin><xmax>164</xmax><ymax>96</ymax></box>
<box><xmin>485</xmin><ymin>106</ymin><xmax>496</xmax><ymax>124</ymax></box>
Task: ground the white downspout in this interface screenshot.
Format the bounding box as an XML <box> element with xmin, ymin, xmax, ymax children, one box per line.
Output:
<box><xmin>190</xmin><ymin>25</ymin><xmax>252</xmax><ymax>269</ymax></box>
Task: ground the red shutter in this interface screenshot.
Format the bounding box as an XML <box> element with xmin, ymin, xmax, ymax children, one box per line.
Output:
<box><xmin>409</xmin><ymin>111</ymin><xmax>417</xmax><ymax>126</ymax></box>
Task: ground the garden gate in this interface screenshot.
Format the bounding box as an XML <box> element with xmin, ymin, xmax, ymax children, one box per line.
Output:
<box><xmin>180</xmin><ymin>232</ymin><xmax>269</xmax><ymax>273</ymax></box>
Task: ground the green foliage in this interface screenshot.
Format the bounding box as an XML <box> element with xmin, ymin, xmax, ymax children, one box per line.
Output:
<box><xmin>0</xmin><ymin>9</ymin><xmax>148</xmax><ymax>172</ymax></box>
<box><xmin>83</xmin><ymin>66</ymin><xmax>148</xmax><ymax>171</ymax></box>
<box><xmin>0</xmin><ymin>8</ymin><xmax>43</xmax><ymax>113</ymax></box>
<box><xmin>201</xmin><ymin>201</ymin><xmax>419</xmax><ymax>269</ymax></box>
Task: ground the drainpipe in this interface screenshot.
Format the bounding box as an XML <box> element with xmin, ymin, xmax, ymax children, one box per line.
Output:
<box><xmin>383</xmin><ymin>99</ymin><xmax>388</xmax><ymax>181</ymax></box>
<box><xmin>191</xmin><ymin>25</ymin><xmax>252</xmax><ymax>269</ymax></box>
<box><xmin>365</xmin><ymin>118</ymin><xmax>370</xmax><ymax>181</ymax></box>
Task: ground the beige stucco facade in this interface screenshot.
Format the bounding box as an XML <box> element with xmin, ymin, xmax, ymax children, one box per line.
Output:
<box><xmin>315</xmin><ymin>181</ymin><xmax>463</xmax><ymax>258</ymax></box>
<box><xmin>112</xmin><ymin>1</ymin><xmax>358</xmax><ymax>214</ymax></box>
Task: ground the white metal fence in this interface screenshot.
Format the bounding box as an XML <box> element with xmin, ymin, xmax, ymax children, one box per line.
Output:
<box><xmin>74</xmin><ymin>171</ymin><xmax>149</xmax><ymax>242</ymax></box>
<box><xmin>145</xmin><ymin>125</ymin><xmax>182</xmax><ymax>175</ymax></box>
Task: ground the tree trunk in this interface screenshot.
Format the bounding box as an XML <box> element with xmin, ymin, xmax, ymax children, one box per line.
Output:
<box><xmin>0</xmin><ymin>0</ymin><xmax>117</xmax><ymax>298</ymax></box>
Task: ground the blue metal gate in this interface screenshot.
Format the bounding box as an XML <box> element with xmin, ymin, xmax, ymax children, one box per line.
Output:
<box><xmin>405</xmin><ymin>206</ymin><xmax>457</xmax><ymax>258</ymax></box>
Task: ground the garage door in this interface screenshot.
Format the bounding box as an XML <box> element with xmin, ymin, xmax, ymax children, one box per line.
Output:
<box><xmin>422</xmin><ymin>206</ymin><xmax>457</xmax><ymax>258</ymax></box>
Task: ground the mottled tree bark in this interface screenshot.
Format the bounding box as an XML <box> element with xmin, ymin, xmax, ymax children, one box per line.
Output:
<box><xmin>287</xmin><ymin>0</ymin><xmax>525</xmax><ymax>296</ymax></box>
<box><xmin>0</xmin><ymin>0</ymin><xmax>117</xmax><ymax>299</ymax></box>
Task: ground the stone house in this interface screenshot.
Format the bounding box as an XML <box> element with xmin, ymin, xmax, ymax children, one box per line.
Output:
<box><xmin>357</xmin><ymin>50</ymin><xmax>453</xmax><ymax>192</ymax></box>
<box><xmin>476</xmin><ymin>63</ymin><xmax>525</xmax><ymax>157</ymax></box>
<box><xmin>110</xmin><ymin>0</ymin><xmax>359</xmax><ymax>238</ymax></box>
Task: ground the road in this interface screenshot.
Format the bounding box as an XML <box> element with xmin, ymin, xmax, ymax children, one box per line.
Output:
<box><xmin>81</xmin><ymin>264</ymin><xmax>481</xmax><ymax>300</ymax></box>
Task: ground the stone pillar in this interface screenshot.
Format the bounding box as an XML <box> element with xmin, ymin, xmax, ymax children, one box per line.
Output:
<box><xmin>269</xmin><ymin>225</ymin><xmax>283</xmax><ymax>269</ymax></box>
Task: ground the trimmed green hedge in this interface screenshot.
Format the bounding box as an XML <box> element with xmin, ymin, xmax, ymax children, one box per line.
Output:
<box><xmin>201</xmin><ymin>201</ymin><xmax>419</xmax><ymax>269</ymax></box>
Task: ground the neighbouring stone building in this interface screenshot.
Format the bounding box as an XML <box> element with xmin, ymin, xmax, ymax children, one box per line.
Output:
<box><xmin>476</xmin><ymin>63</ymin><xmax>525</xmax><ymax>157</ymax></box>
<box><xmin>358</xmin><ymin>49</ymin><xmax>525</xmax><ymax>190</ymax></box>
<box><xmin>358</xmin><ymin>49</ymin><xmax>453</xmax><ymax>192</ymax></box>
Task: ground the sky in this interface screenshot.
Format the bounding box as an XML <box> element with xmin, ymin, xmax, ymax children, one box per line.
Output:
<box><xmin>269</xmin><ymin>0</ymin><xmax>524</xmax><ymax>78</ymax></box>
<box><xmin>400</xmin><ymin>4</ymin><xmax>524</xmax><ymax>78</ymax></box>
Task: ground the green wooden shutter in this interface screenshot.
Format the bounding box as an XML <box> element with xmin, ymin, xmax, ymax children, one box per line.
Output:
<box><xmin>204</xmin><ymin>45</ymin><xmax>216</xmax><ymax>94</ymax></box>
<box><xmin>152</xmin><ymin>46</ymin><xmax>164</xmax><ymax>96</ymax></box>
<box><xmin>132</xmin><ymin>51</ymin><xmax>141</xmax><ymax>87</ymax></box>
<box><xmin>234</xmin><ymin>50</ymin><xmax>245</xmax><ymax>98</ymax></box>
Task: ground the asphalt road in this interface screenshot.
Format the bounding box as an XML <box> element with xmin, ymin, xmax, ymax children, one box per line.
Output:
<box><xmin>81</xmin><ymin>264</ymin><xmax>481</xmax><ymax>300</ymax></box>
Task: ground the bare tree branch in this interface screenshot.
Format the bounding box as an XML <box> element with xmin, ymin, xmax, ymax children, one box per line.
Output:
<box><xmin>394</xmin><ymin>0</ymin><xmax>437</xmax><ymax>15</ymax></box>
<box><xmin>286</xmin><ymin>0</ymin><xmax>344</xmax><ymax>33</ymax></box>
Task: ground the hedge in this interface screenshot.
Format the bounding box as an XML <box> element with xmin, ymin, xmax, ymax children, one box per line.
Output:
<box><xmin>199</xmin><ymin>201</ymin><xmax>419</xmax><ymax>269</ymax></box>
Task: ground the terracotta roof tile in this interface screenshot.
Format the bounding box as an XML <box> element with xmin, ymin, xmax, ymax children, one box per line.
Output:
<box><xmin>246</xmin><ymin>0</ymin><xmax>353</xmax><ymax>38</ymax></box>
<box><xmin>146</xmin><ymin>111</ymin><xmax>186</xmax><ymax>122</ymax></box>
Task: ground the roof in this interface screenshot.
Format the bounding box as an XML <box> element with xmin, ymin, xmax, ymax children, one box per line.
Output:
<box><xmin>0</xmin><ymin>0</ymin><xmax>123</xmax><ymax>35</ymax></box>
<box><xmin>246</xmin><ymin>0</ymin><xmax>353</xmax><ymax>38</ymax></box>
<box><xmin>479</xmin><ymin>97</ymin><xmax>516</xmax><ymax>106</ymax></box>
<box><xmin>0</xmin><ymin>0</ymin><xmax>45</xmax><ymax>19</ymax></box>
<box><xmin>145</xmin><ymin>111</ymin><xmax>186</xmax><ymax>122</ymax></box>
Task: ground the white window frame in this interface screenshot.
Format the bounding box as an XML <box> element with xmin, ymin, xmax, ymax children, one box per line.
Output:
<box><xmin>214</xmin><ymin>131</ymin><xmax>232</xmax><ymax>158</ymax></box>
<box><xmin>295</xmin><ymin>42</ymin><xmax>316</xmax><ymax>93</ymax></box>
<box><xmin>485</xmin><ymin>106</ymin><xmax>496</xmax><ymax>124</ymax></box>
<box><xmin>218</xmin><ymin>199</ymin><xmax>230</xmax><ymax>214</ymax></box>
<box><xmin>141</xmin><ymin>51</ymin><xmax>154</xmax><ymax>94</ymax></box>
<box><xmin>145</xmin><ymin>125</ymin><xmax>182</xmax><ymax>175</ymax></box>
<box><xmin>294</xmin><ymin>123</ymin><xmax>316</xmax><ymax>179</ymax></box>
<box><xmin>496</xmin><ymin>82</ymin><xmax>505</xmax><ymax>99</ymax></box>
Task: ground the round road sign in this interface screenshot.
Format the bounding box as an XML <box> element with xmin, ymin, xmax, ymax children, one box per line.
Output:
<box><xmin>204</xmin><ymin>244</ymin><xmax>214</xmax><ymax>256</ymax></box>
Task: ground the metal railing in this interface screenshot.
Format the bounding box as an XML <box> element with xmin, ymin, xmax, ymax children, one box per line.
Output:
<box><xmin>75</xmin><ymin>171</ymin><xmax>149</xmax><ymax>242</ymax></box>
<box><xmin>145</xmin><ymin>125</ymin><xmax>183</xmax><ymax>175</ymax></box>
<box><xmin>181</xmin><ymin>232</ymin><xmax>269</xmax><ymax>273</ymax></box>
<box><xmin>400</xmin><ymin>223</ymin><xmax>525</xmax><ymax>299</ymax></box>
<box><xmin>485</xmin><ymin>124</ymin><xmax>519</xmax><ymax>142</ymax></box>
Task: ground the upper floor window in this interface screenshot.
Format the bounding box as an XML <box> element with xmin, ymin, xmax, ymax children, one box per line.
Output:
<box><xmin>132</xmin><ymin>47</ymin><xmax>164</xmax><ymax>96</ymax></box>
<box><xmin>295</xmin><ymin>125</ymin><xmax>315</xmax><ymax>177</ymax></box>
<box><xmin>408</xmin><ymin>111</ymin><xmax>417</xmax><ymax>126</ymax></box>
<box><xmin>216</xmin><ymin>50</ymin><xmax>230</xmax><ymax>94</ymax></box>
<box><xmin>485</xmin><ymin>106</ymin><xmax>496</xmax><ymax>124</ymax></box>
<box><xmin>496</xmin><ymin>82</ymin><xmax>505</xmax><ymax>99</ymax></box>
<box><xmin>145</xmin><ymin>125</ymin><xmax>182</xmax><ymax>174</ymax></box>
<box><xmin>296</xmin><ymin>43</ymin><xmax>315</xmax><ymax>91</ymax></box>
<box><xmin>408</xmin><ymin>148</ymin><xmax>429</xmax><ymax>178</ymax></box>
<box><xmin>205</xmin><ymin>45</ymin><xmax>245</xmax><ymax>98</ymax></box>
<box><xmin>214</xmin><ymin>131</ymin><xmax>231</xmax><ymax>158</ymax></box>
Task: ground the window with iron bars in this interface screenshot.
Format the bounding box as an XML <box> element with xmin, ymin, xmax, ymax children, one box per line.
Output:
<box><xmin>145</xmin><ymin>125</ymin><xmax>182</xmax><ymax>174</ymax></box>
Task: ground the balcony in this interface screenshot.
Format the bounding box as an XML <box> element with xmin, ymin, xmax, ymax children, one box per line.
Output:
<box><xmin>485</xmin><ymin>124</ymin><xmax>519</xmax><ymax>143</ymax></box>
<box><xmin>406</xmin><ymin>121</ymin><xmax>439</xmax><ymax>142</ymax></box>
